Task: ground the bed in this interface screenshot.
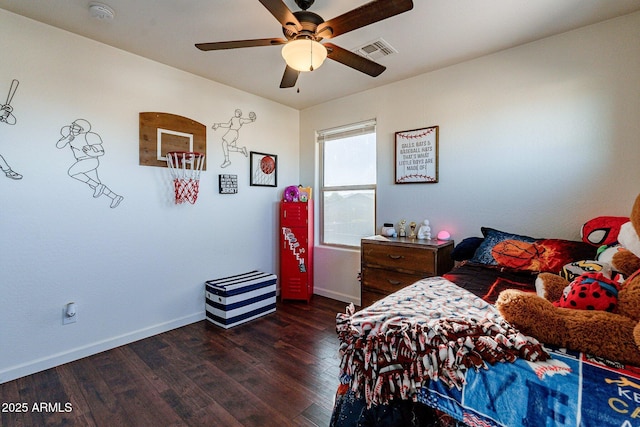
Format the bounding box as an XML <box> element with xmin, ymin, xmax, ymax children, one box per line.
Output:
<box><xmin>330</xmin><ymin>228</ymin><xmax>640</xmax><ymax>427</ymax></box>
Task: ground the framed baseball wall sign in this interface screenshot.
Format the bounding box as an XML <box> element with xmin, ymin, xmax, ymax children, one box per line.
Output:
<box><xmin>395</xmin><ymin>126</ymin><xmax>439</xmax><ymax>184</ymax></box>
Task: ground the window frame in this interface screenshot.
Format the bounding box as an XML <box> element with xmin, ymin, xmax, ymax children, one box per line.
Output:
<box><xmin>318</xmin><ymin>119</ymin><xmax>377</xmax><ymax>249</ymax></box>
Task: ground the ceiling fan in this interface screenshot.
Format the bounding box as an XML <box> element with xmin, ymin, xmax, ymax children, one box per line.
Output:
<box><xmin>195</xmin><ymin>0</ymin><xmax>414</xmax><ymax>88</ymax></box>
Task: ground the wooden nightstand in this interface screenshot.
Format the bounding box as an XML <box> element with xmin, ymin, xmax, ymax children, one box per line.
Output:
<box><xmin>360</xmin><ymin>236</ymin><xmax>454</xmax><ymax>298</ymax></box>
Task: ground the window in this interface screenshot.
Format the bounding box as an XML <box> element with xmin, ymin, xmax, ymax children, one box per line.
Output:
<box><xmin>318</xmin><ymin>120</ymin><xmax>376</xmax><ymax>247</ymax></box>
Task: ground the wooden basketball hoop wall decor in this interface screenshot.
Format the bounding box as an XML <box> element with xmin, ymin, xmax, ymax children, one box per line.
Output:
<box><xmin>139</xmin><ymin>112</ymin><xmax>207</xmax><ymax>169</ymax></box>
<box><xmin>166</xmin><ymin>151</ymin><xmax>205</xmax><ymax>204</ymax></box>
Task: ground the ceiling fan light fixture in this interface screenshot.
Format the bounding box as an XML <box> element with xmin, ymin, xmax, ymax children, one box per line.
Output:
<box><xmin>281</xmin><ymin>39</ymin><xmax>327</xmax><ymax>72</ymax></box>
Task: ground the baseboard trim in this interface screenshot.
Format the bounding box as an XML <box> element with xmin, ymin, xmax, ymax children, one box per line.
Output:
<box><xmin>313</xmin><ymin>286</ymin><xmax>360</xmax><ymax>306</ymax></box>
<box><xmin>0</xmin><ymin>311</ymin><xmax>205</xmax><ymax>384</ymax></box>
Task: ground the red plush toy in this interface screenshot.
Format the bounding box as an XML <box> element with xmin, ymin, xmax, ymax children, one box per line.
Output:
<box><xmin>581</xmin><ymin>216</ymin><xmax>629</xmax><ymax>246</ymax></box>
<box><xmin>553</xmin><ymin>272</ymin><xmax>620</xmax><ymax>312</ymax></box>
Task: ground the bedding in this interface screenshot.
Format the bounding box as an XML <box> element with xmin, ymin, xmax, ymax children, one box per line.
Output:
<box><xmin>443</xmin><ymin>262</ymin><xmax>537</xmax><ymax>303</ymax></box>
<box><xmin>417</xmin><ymin>344</ymin><xmax>640</xmax><ymax>427</ymax></box>
<box><xmin>470</xmin><ymin>227</ymin><xmax>596</xmax><ymax>272</ymax></box>
<box><xmin>333</xmin><ymin>333</ymin><xmax>640</xmax><ymax>427</ymax></box>
<box><xmin>335</xmin><ymin>277</ymin><xmax>548</xmax><ymax>407</ymax></box>
<box><xmin>331</xmin><ymin>247</ymin><xmax>640</xmax><ymax>427</ymax></box>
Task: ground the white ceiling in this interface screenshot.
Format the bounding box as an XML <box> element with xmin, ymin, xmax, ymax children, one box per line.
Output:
<box><xmin>2</xmin><ymin>0</ymin><xmax>640</xmax><ymax>110</ymax></box>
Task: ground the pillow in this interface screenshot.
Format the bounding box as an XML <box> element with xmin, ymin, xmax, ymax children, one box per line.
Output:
<box><xmin>560</xmin><ymin>260</ymin><xmax>613</xmax><ymax>282</ymax></box>
<box><xmin>560</xmin><ymin>259</ymin><xmax>623</xmax><ymax>283</ymax></box>
<box><xmin>470</xmin><ymin>227</ymin><xmax>536</xmax><ymax>266</ymax></box>
<box><xmin>451</xmin><ymin>237</ymin><xmax>484</xmax><ymax>261</ymax></box>
<box><xmin>470</xmin><ymin>227</ymin><xmax>598</xmax><ymax>273</ymax></box>
<box><xmin>529</xmin><ymin>239</ymin><xmax>598</xmax><ymax>272</ymax></box>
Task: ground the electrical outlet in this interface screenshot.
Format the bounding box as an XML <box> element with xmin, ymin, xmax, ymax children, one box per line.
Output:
<box><xmin>63</xmin><ymin>303</ymin><xmax>77</xmax><ymax>325</ymax></box>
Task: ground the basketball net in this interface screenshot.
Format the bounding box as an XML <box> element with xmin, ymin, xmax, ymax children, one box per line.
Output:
<box><xmin>252</xmin><ymin>168</ymin><xmax>274</xmax><ymax>186</ymax></box>
<box><xmin>166</xmin><ymin>151</ymin><xmax>205</xmax><ymax>204</ymax></box>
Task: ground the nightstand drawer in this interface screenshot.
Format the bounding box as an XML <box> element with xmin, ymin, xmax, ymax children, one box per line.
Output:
<box><xmin>361</xmin><ymin>266</ymin><xmax>428</xmax><ymax>295</ymax></box>
<box><xmin>362</xmin><ymin>242</ymin><xmax>435</xmax><ymax>274</ymax></box>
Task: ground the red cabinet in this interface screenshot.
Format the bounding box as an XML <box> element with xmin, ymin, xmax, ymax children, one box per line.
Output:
<box><xmin>280</xmin><ymin>201</ymin><xmax>314</xmax><ymax>302</ymax></box>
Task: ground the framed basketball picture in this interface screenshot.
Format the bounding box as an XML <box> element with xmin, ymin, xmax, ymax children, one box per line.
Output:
<box><xmin>250</xmin><ymin>151</ymin><xmax>278</xmax><ymax>187</ymax></box>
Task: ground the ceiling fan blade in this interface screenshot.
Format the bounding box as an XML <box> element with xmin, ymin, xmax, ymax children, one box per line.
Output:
<box><xmin>325</xmin><ymin>43</ymin><xmax>386</xmax><ymax>77</ymax></box>
<box><xmin>316</xmin><ymin>0</ymin><xmax>413</xmax><ymax>39</ymax></box>
<box><xmin>259</xmin><ymin>0</ymin><xmax>302</xmax><ymax>33</ymax></box>
<box><xmin>280</xmin><ymin>65</ymin><xmax>300</xmax><ymax>88</ymax></box>
<box><xmin>195</xmin><ymin>38</ymin><xmax>288</xmax><ymax>51</ymax></box>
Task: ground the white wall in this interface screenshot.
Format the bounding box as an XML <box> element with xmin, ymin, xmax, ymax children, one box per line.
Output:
<box><xmin>3</xmin><ymin>8</ymin><xmax>639</xmax><ymax>381</ymax></box>
<box><xmin>302</xmin><ymin>12</ymin><xmax>640</xmax><ymax>304</ymax></box>
<box><xmin>0</xmin><ymin>10</ymin><xmax>299</xmax><ymax>383</ymax></box>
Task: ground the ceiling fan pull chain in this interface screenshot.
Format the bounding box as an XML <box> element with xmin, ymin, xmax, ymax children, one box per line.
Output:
<box><xmin>309</xmin><ymin>41</ymin><xmax>314</xmax><ymax>71</ymax></box>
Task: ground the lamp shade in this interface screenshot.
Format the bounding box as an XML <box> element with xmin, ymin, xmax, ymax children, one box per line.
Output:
<box><xmin>281</xmin><ymin>39</ymin><xmax>327</xmax><ymax>72</ymax></box>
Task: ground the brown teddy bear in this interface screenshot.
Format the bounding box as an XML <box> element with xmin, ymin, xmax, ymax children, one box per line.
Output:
<box><xmin>496</xmin><ymin>193</ymin><xmax>640</xmax><ymax>366</ymax></box>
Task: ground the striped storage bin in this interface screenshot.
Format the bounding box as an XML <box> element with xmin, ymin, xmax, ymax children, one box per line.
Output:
<box><xmin>205</xmin><ymin>271</ymin><xmax>277</xmax><ymax>329</ymax></box>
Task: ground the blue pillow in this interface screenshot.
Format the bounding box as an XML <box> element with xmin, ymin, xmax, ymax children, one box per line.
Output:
<box><xmin>470</xmin><ymin>227</ymin><xmax>536</xmax><ymax>265</ymax></box>
<box><xmin>451</xmin><ymin>237</ymin><xmax>484</xmax><ymax>261</ymax></box>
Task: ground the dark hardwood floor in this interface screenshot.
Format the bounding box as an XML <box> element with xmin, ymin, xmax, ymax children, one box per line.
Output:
<box><xmin>0</xmin><ymin>295</ymin><xmax>362</xmax><ymax>427</ymax></box>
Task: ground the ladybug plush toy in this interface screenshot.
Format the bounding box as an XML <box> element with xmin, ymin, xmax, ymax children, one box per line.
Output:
<box><xmin>553</xmin><ymin>272</ymin><xmax>620</xmax><ymax>312</ymax></box>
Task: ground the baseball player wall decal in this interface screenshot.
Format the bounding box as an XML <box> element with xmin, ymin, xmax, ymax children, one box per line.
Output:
<box><xmin>56</xmin><ymin>119</ymin><xmax>123</xmax><ymax>208</ymax></box>
<box><xmin>211</xmin><ymin>108</ymin><xmax>256</xmax><ymax>168</ymax></box>
<box><xmin>1</xmin><ymin>78</ymin><xmax>23</xmax><ymax>180</ymax></box>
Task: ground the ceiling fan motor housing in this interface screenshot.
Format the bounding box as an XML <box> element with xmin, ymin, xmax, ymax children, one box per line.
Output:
<box><xmin>284</xmin><ymin>11</ymin><xmax>325</xmax><ymax>40</ymax></box>
<box><xmin>294</xmin><ymin>0</ymin><xmax>315</xmax><ymax>11</ymax></box>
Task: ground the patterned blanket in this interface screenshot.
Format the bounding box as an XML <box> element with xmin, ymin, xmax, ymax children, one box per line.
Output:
<box><xmin>336</xmin><ymin>277</ymin><xmax>549</xmax><ymax>407</ymax></box>
<box><xmin>417</xmin><ymin>345</ymin><xmax>640</xmax><ymax>427</ymax></box>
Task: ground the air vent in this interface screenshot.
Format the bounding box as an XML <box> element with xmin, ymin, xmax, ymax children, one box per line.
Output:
<box><xmin>353</xmin><ymin>38</ymin><xmax>397</xmax><ymax>60</ymax></box>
